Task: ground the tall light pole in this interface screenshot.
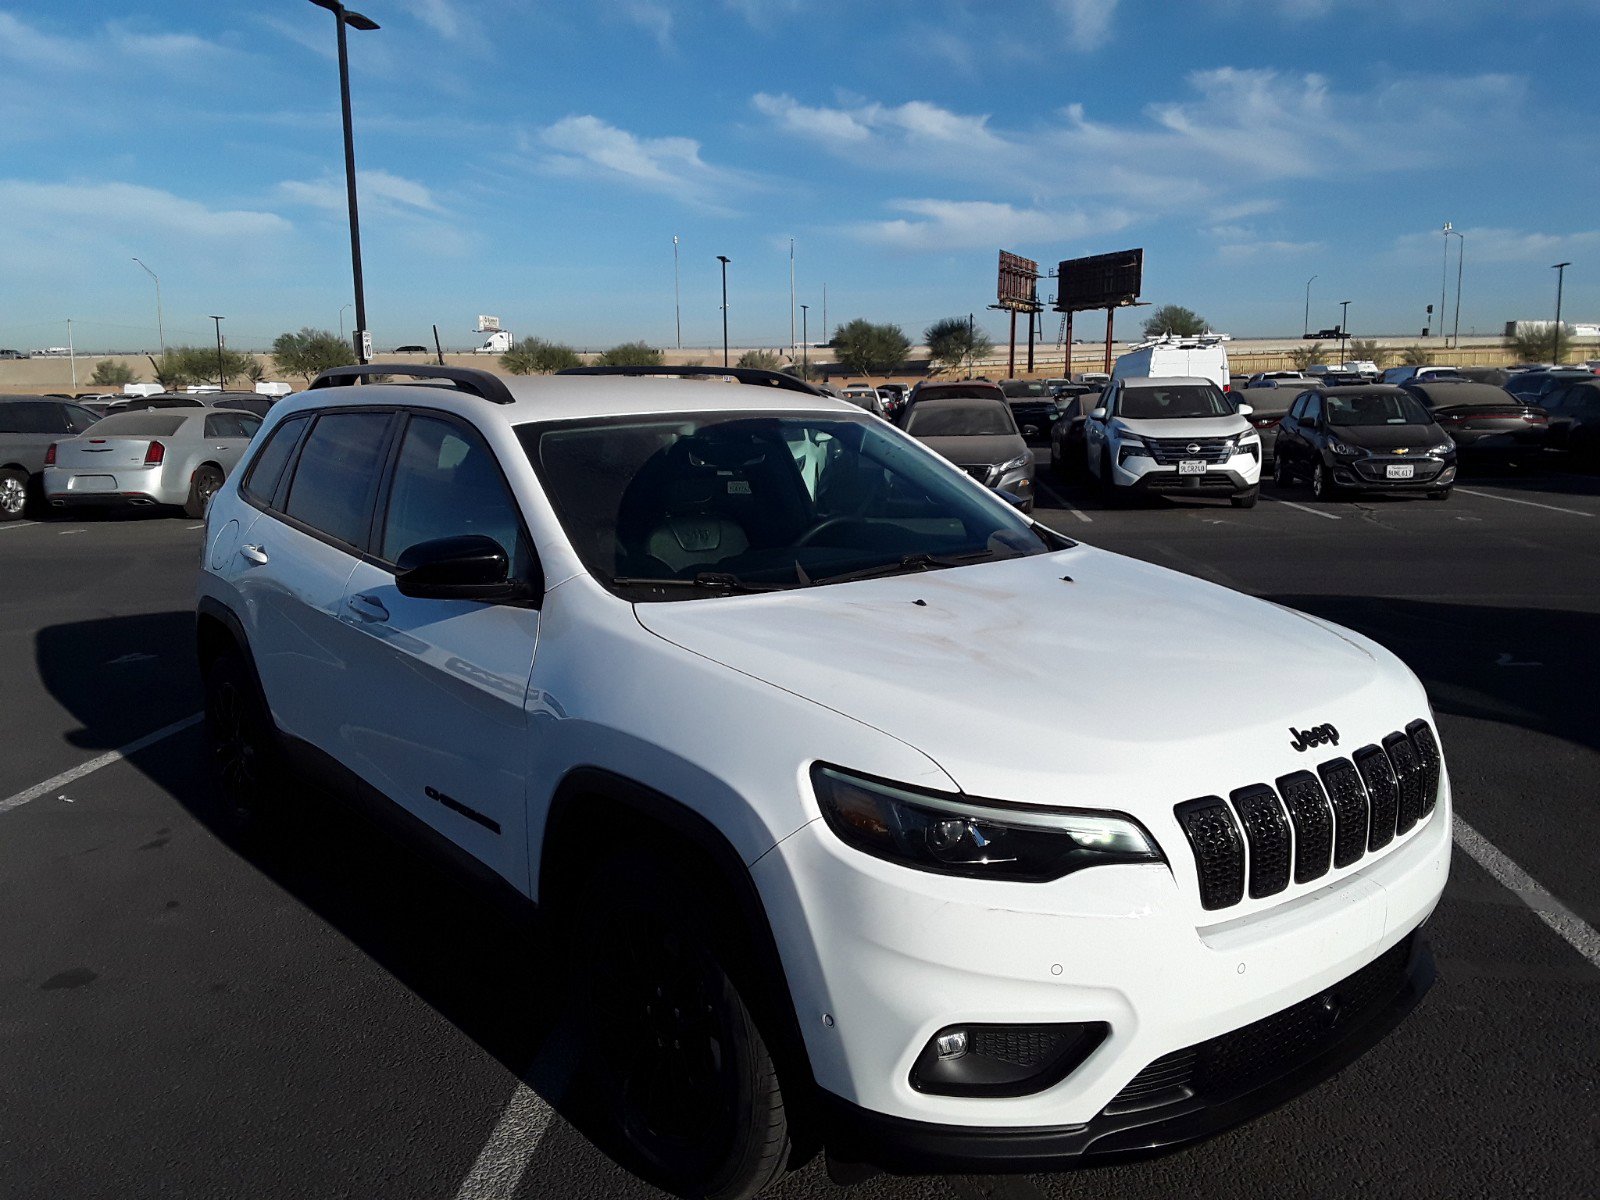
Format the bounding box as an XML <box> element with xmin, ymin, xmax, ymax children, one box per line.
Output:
<box><xmin>717</xmin><ymin>255</ymin><xmax>731</xmax><ymax>368</ymax></box>
<box><xmin>67</xmin><ymin>318</ymin><xmax>76</xmax><ymax>390</ymax></box>
<box><xmin>1440</xmin><ymin>222</ymin><xmax>1452</xmax><ymax>340</ymax></box>
<box><xmin>672</xmin><ymin>235</ymin><xmax>682</xmax><ymax>350</ymax></box>
<box><xmin>1338</xmin><ymin>300</ymin><xmax>1350</xmax><ymax>365</ymax></box>
<box><xmin>800</xmin><ymin>304</ymin><xmax>809</xmax><ymax>379</ymax></box>
<box><xmin>1303</xmin><ymin>274</ymin><xmax>1316</xmax><ymax>338</ymax></box>
<box><xmin>308</xmin><ymin>0</ymin><xmax>379</xmax><ymax>365</ymax></box>
<box><xmin>209</xmin><ymin>316</ymin><xmax>226</xmax><ymax>390</ymax></box>
<box><xmin>1552</xmin><ymin>262</ymin><xmax>1571</xmax><ymax>364</ymax></box>
<box><xmin>339</xmin><ymin>303</ymin><xmax>352</xmax><ymax>341</ymax></box>
<box><xmin>132</xmin><ymin>258</ymin><xmax>164</xmax><ymax>352</ymax></box>
<box><xmin>1448</xmin><ymin>229</ymin><xmax>1465</xmax><ymax>349</ymax></box>
<box><xmin>789</xmin><ymin>238</ymin><xmax>796</xmax><ymax>366</ymax></box>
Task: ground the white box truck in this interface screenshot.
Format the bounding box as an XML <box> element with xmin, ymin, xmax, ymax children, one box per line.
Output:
<box><xmin>473</xmin><ymin>330</ymin><xmax>513</xmax><ymax>354</ymax></box>
<box><xmin>1112</xmin><ymin>334</ymin><xmax>1232</xmax><ymax>391</ymax></box>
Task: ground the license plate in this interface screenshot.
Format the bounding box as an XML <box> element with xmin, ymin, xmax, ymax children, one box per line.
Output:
<box><xmin>70</xmin><ymin>475</ymin><xmax>117</xmax><ymax>493</ymax></box>
<box><xmin>1178</xmin><ymin>460</ymin><xmax>1206</xmax><ymax>475</ymax></box>
<box><xmin>1386</xmin><ymin>464</ymin><xmax>1414</xmax><ymax>479</ymax></box>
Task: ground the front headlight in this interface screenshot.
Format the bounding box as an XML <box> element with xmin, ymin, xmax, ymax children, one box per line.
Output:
<box><xmin>1114</xmin><ymin>431</ymin><xmax>1150</xmax><ymax>456</ymax></box>
<box><xmin>1228</xmin><ymin>431</ymin><xmax>1260</xmax><ymax>459</ymax></box>
<box><xmin>996</xmin><ymin>453</ymin><xmax>1031</xmax><ymax>474</ymax></box>
<box><xmin>1328</xmin><ymin>440</ymin><xmax>1363</xmax><ymax>457</ymax></box>
<box><xmin>812</xmin><ymin>765</ymin><xmax>1164</xmax><ymax>882</ymax></box>
<box><xmin>1429</xmin><ymin>441</ymin><xmax>1453</xmax><ymax>455</ymax></box>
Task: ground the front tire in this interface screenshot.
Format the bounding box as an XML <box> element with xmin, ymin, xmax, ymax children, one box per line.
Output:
<box><xmin>0</xmin><ymin>468</ymin><xmax>28</xmax><ymax>521</ymax></box>
<box><xmin>1428</xmin><ymin>488</ymin><xmax>1452</xmax><ymax>501</ymax></box>
<box><xmin>1311</xmin><ymin>461</ymin><xmax>1341</xmax><ymax>501</ymax></box>
<box><xmin>186</xmin><ymin>465</ymin><xmax>224</xmax><ymax>519</ymax></box>
<box><xmin>1231</xmin><ymin>485</ymin><xmax>1260</xmax><ymax>509</ymax></box>
<box><xmin>202</xmin><ymin>647</ymin><xmax>282</xmax><ymax>837</ymax></box>
<box><xmin>1272</xmin><ymin>455</ymin><xmax>1289</xmax><ymax>487</ymax></box>
<box><xmin>573</xmin><ymin>852</ymin><xmax>791</xmax><ymax>1200</ymax></box>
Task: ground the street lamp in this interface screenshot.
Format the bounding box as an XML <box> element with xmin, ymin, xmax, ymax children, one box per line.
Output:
<box><xmin>339</xmin><ymin>303</ymin><xmax>352</xmax><ymax>341</ymax></box>
<box><xmin>1552</xmin><ymin>262</ymin><xmax>1572</xmax><ymax>364</ymax></box>
<box><xmin>800</xmin><ymin>304</ymin><xmax>809</xmax><ymax>379</ymax></box>
<box><xmin>1448</xmin><ymin>229</ymin><xmax>1465</xmax><ymax>350</ymax></box>
<box><xmin>132</xmin><ymin>257</ymin><xmax>164</xmax><ymax>352</ymax></box>
<box><xmin>1338</xmin><ymin>300</ymin><xmax>1350</xmax><ymax>364</ymax></box>
<box><xmin>672</xmin><ymin>235</ymin><xmax>682</xmax><ymax>350</ymax></box>
<box><xmin>1303</xmin><ymin>274</ymin><xmax>1317</xmax><ymax>338</ymax></box>
<box><xmin>1440</xmin><ymin>222</ymin><xmax>1452</xmax><ymax>340</ymax></box>
<box><xmin>717</xmin><ymin>255</ymin><xmax>731</xmax><ymax>368</ymax></box>
<box><xmin>208</xmin><ymin>316</ymin><xmax>226</xmax><ymax>391</ymax></box>
<box><xmin>307</xmin><ymin>0</ymin><xmax>380</xmax><ymax>365</ymax></box>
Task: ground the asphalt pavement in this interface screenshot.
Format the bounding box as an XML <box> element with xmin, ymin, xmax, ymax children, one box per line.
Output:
<box><xmin>1</xmin><ymin>467</ymin><xmax>1597</xmax><ymax>1200</ymax></box>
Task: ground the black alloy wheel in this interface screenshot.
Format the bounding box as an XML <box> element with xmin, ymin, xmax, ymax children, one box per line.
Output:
<box><xmin>203</xmin><ymin>649</ymin><xmax>278</xmax><ymax>834</ymax></box>
<box><xmin>1272</xmin><ymin>454</ymin><xmax>1289</xmax><ymax>486</ymax></box>
<box><xmin>574</xmin><ymin>853</ymin><xmax>789</xmax><ymax>1200</ymax></box>
<box><xmin>186</xmin><ymin>465</ymin><xmax>224</xmax><ymax>519</ymax></box>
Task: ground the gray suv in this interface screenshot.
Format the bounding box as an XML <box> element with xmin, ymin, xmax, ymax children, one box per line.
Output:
<box><xmin>0</xmin><ymin>395</ymin><xmax>102</xmax><ymax>520</ymax></box>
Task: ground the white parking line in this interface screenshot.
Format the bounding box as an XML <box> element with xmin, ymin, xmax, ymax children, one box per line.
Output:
<box><xmin>1454</xmin><ymin>816</ymin><xmax>1600</xmax><ymax>972</ymax></box>
<box><xmin>1034</xmin><ymin>477</ymin><xmax>1092</xmax><ymax>523</ymax></box>
<box><xmin>0</xmin><ymin>520</ymin><xmax>40</xmax><ymax>532</ymax></box>
<box><xmin>1260</xmin><ymin>495</ymin><xmax>1340</xmax><ymax>520</ymax></box>
<box><xmin>1453</xmin><ymin>488</ymin><xmax>1594</xmax><ymax>518</ymax></box>
<box><xmin>0</xmin><ymin>713</ymin><xmax>203</xmax><ymax>816</ymax></box>
<box><xmin>452</xmin><ymin>1081</ymin><xmax>554</xmax><ymax>1200</ymax></box>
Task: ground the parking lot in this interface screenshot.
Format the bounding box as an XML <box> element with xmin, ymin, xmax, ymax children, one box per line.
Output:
<box><xmin>2</xmin><ymin>461</ymin><xmax>1597</xmax><ymax>1200</ymax></box>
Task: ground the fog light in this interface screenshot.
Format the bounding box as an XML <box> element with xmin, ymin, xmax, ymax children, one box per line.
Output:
<box><xmin>911</xmin><ymin>1022</ymin><xmax>1108</xmax><ymax>1098</ymax></box>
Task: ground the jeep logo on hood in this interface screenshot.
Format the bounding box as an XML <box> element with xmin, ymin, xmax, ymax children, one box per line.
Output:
<box><xmin>1289</xmin><ymin>723</ymin><xmax>1339</xmax><ymax>753</ymax></box>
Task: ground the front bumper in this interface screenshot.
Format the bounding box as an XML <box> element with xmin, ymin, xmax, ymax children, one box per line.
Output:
<box><xmin>822</xmin><ymin>933</ymin><xmax>1435</xmax><ymax>1173</ymax></box>
<box><xmin>1111</xmin><ymin>449</ymin><xmax>1260</xmax><ymax>494</ymax></box>
<box><xmin>1330</xmin><ymin>458</ymin><xmax>1455</xmax><ymax>491</ymax></box>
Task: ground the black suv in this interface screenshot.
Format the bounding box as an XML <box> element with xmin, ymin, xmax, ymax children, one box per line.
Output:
<box><xmin>998</xmin><ymin>379</ymin><xmax>1061</xmax><ymax>443</ymax></box>
<box><xmin>1273</xmin><ymin>386</ymin><xmax>1456</xmax><ymax>500</ymax></box>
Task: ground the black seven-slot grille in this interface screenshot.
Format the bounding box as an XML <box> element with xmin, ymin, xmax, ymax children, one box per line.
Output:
<box><xmin>1174</xmin><ymin>721</ymin><xmax>1441</xmax><ymax>911</ymax></box>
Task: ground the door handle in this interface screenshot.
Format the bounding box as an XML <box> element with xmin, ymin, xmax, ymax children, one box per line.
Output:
<box><xmin>240</xmin><ymin>544</ymin><xmax>268</xmax><ymax>565</ymax></box>
<box><xmin>347</xmin><ymin>593</ymin><xmax>389</xmax><ymax>623</ymax></box>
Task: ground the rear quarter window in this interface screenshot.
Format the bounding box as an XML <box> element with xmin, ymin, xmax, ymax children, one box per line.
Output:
<box><xmin>241</xmin><ymin>415</ymin><xmax>311</xmax><ymax>507</ymax></box>
<box><xmin>283</xmin><ymin>411</ymin><xmax>393</xmax><ymax>547</ymax></box>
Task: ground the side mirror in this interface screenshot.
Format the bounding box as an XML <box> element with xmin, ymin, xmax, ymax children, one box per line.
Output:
<box><xmin>395</xmin><ymin>534</ymin><xmax>525</xmax><ymax>602</ymax></box>
<box><xmin>997</xmin><ymin>490</ymin><xmax>1030</xmax><ymax>510</ymax></box>
<box><xmin>1090</xmin><ymin>406</ymin><xmax>1107</xmax><ymax>420</ymax></box>
<box><xmin>1235</xmin><ymin>402</ymin><xmax>1254</xmax><ymax>416</ymax></box>
<box><xmin>1297</xmin><ymin>416</ymin><xmax>1317</xmax><ymax>429</ymax></box>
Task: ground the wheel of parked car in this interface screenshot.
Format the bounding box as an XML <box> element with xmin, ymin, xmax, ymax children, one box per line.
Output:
<box><xmin>0</xmin><ymin>467</ymin><xmax>28</xmax><ymax>521</ymax></box>
<box><xmin>202</xmin><ymin>647</ymin><xmax>283</xmax><ymax>836</ymax></box>
<box><xmin>185</xmin><ymin>465</ymin><xmax>225</xmax><ymax>519</ymax></box>
<box><xmin>1311</xmin><ymin>462</ymin><xmax>1340</xmax><ymax>501</ymax></box>
<box><xmin>1428</xmin><ymin>488</ymin><xmax>1452</xmax><ymax>501</ymax></box>
<box><xmin>572</xmin><ymin>849</ymin><xmax>791</xmax><ymax>1200</ymax></box>
<box><xmin>1231</xmin><ymin>486</ymin><xmax>1260</xmax><ymax>509</ymax></box>
<box><xmin>1272</xmin><ymin>456</ymin><xmax>1290</xmax><ymax>487</ymax></box>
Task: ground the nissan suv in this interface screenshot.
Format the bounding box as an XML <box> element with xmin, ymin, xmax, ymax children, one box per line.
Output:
<box><xmin>1084</xmin><ymin>375</ymin><xmax>1261</xmax><ymax>506</ymax></box>
<box><xmin>195</xmin><ymin>365</ymin><xmax>1449</xmax><ymax>1197</ymax></box>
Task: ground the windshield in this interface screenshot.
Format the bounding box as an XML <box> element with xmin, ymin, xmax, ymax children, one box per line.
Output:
<box><xmin>1001</xmin><ymin>381</ymin><xmax>1048</xmax><ymax>398</ymax></box>
<box><xmin>1325</xmin><ymin>393</ymin><xmax>1434</xmax><ymax>426</ymax></box>
<box><xmin>1116</xmin><ymin>384</ymin><xmax>1233</xmax><ymax>420</ymax></box>
<box><xmin>519</xmin><ymin>412</ymin><xmax>1054</xmax><ymax>598</ymax></box>
<box><xmin>905</xmin><ymin>400</ymin><xmax>1016</xmax><ymax>436</ymax></box>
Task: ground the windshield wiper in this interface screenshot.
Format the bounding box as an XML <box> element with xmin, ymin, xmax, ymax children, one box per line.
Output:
<box><xmin>817</xmin><ymin>548</ymin><xmax>1001</xmax><ymax>586</ymax></box>
<box><xmin>611</xmin><ymin>572</ymin><xmax>795</xmax><ymax>594</ymax></box>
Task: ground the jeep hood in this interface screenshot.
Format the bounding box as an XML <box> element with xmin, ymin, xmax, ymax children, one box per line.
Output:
<box><xmin>633</xmin><ymin>546</ymin><xmax>1426</xmax><ymax>813</ymax></box>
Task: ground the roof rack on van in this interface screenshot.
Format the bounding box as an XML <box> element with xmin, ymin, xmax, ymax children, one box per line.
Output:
<box><xmin>308</xmin><ymin>364</ymin><xmax>516</xmax><ymax>405</ymax></box>
<box><xmin>557</xmin><ymin>365</ymin><xmax>825</xmax><ymax>397</ymax></box>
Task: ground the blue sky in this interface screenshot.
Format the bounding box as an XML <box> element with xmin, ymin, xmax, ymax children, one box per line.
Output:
<box><xmin>3</xmin><ymin>0</ymin><xmax>1597</xmax><ymax>353</ymax></box>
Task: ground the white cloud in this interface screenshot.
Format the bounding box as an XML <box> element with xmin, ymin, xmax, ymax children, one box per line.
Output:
<box><xmin>752</xmin><ymin>94</ymin><xmax>872</xmax><ymax>143</ymax></box>
<box><xmin>848</xmin><ymin>199</ymin><xmax>1130</xmax><ymax>252</ymax></box>
<box><xmin>1393</xmin><ymin>226</ymin><xmax>1600</xmax><ymax>264</ymax></box>
<box><xmin>751</xmin><ymin>93</ymin><xmax>1011</xmax><ymax>156</ymax></box>
<box><xmin>398</xmin><ymin>0</ymin><xmax>467</xmax><ymax>39</ymax></box>
<box><xmin>534</xmin><ymin>115</ymin><xmax>752</xmax><ymax>213</ymax></box>
<box><xmin>1052</xmin><ymin>0</ymin><xmax>1121</xmax><ymax>50</ymax></box>
<box><xmin>0</xmin><ymin>181</ymin><xmax>289</xmax><ymax>240</ymax></box>
<box><xmin>0</xmin><ymin>13</ymin><xmax>88</xmax><ymax>68</ymax></box>
<box><xmin>278</xmin><ymin>170</ymin><xmax>445</xmax><ymax>215</ymax></box>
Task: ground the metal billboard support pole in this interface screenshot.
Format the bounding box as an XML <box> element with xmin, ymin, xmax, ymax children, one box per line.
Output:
<box><xmin>1103</xmin><ymin>308</ymin><xmax>1115</xmax><ymax>375</ymax></box>
<box><xmin>1007</xmin><ymin>309</ymin><xmax>1017</xmax><ymax>378</ymax></box>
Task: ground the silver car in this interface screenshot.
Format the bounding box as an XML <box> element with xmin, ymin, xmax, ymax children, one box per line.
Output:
<box><xmin>43</xmin><ymin>408</ymin><xmax>262</xmax><ymax>517</ymax></box>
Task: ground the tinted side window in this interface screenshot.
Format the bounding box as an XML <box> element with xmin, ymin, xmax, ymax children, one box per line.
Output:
<box><xmin>284</xmin><ymin>411</ymin><xmax>392</xmax><ymax>546</ymax></box>
<box><xmin>380</xmin><ymin>415</ymin><xmax>525</xmax><ymax>565</ymax></box>
<box><xmin>64</xmin><ymin>405</ymin><xmax>100</xmax><ymax>433</ymax></box>
<box><xmin>241</xmin><ymin>415</ymin><xmax>311</xmax><ymax>507</ymax></box>
<box><xmin>0</xmin><ymin>402</ymin><xmax>62</xmax><ymax>433</ymax></box>
<box><xmin>1304</xmin><ymin>396</ymin><xmax>1323</xmax><ymax>423</ymax></box>
<box><xmin>204</xmin><ymin>414</ymin><xmax>237</xmax><ymax>439</ymax></box>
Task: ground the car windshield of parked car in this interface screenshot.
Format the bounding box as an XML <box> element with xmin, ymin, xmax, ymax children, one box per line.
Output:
<box><xmin>78</xmin><ymin>412</ymin><xmax>189</xmax><ymax>436</ymax></box>
<box><xmin>1116</xmin><ymin>385</ymin><xmax>1233</xmax><ymax>420</ymax></box>
<box><xmin>1325</xmin><ymin>393</ymin><xmax>1434</xmax><ymax>427</ymax></box>
<box><xmin>904</xmin><ymin>400</ymin><xmax>1016</xmax><ymax>437</ymax></box>
<box><xmin>1001</xmin><ymin>381</ymin><xmax>1049</xmax><ymax>398</ymax></box>
<box><xmin>520</xmin><ymin>411</ymin><xmax>1052</xmax><ymax>597</ymax></box>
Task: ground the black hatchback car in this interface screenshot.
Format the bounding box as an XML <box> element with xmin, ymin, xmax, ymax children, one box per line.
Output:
<box><xmin>1273</xmin><ymin>386</ymin><xmax>1456</xmax><ymax>500</ymax></box>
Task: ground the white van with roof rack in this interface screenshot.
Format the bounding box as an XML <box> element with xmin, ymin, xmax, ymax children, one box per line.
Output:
<box><xmin>1112</xmin><ymin>334</ymin><xmax>1232</xmax><ymax>392</ymax></box>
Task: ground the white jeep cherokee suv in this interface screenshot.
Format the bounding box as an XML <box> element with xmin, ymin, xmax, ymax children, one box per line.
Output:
<box><xmin>195</xmin><ymin>365</ymin><xmax>1449</xmax><ymax>1197</ymax></box>
<box><xmin>1085</xmin><ymin>375</ymin><xmax>1262</xmax><ymax>506</ymax></box>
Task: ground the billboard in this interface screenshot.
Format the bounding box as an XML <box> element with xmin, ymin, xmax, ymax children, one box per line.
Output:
<box><xmin>996</xmin><ymin>251</ymin><xmax>1040</xmax><ymax>310</ymax></box>
<box><xmin>476</xmin><ymin>314</ymin><xmax>502</xmax><ymax>333</ymax></box>
<box><xmin>1055</xmin><ymin>248</ymin><xmax>1144</xmax><ymax>312</ymax></box>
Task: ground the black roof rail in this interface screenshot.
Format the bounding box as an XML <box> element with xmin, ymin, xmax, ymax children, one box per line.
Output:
<box><xmin>556</xmin><ymin>364</ymin><xmax>827</xmax><ymax>397</ymax></box>
<box><xmin>307</xmin><ymin>363</ymin><xmax>516</xmax><ymax>405</ymax></box>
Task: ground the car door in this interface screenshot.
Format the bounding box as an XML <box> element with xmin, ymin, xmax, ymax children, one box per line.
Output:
<box><xmin>334</xmin><ymin>410</ymin><xmax>541</xmax><ymax>888</ymax></box>
<box><xmin>201</xmin><ymin>411</ymin><xmax>261</xmax><ymax>476</ymax></box>
<box><xmin>231</xmin><ymin>408</ymin><xmax>396</xmax><ymax>758</ymax></box>
<box><xmin>1278</xmin><ymin>394</ymin><xmax>1308</xmax><ymax>474</ymax></box>
<box><xmin>1300</xmin><ymin>395</ymin><xmax>1327</xmax><ymax>464</ymax></box>
<box><xmin>1084</xmin><ymin>384</ymin><xmax>1115</xmax><ymax>474</ymax></box>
